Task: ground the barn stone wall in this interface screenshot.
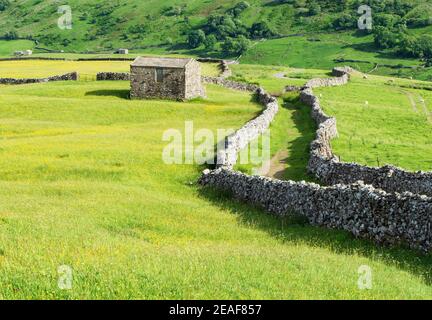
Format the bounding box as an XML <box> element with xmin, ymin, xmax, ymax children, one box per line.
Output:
<box><xmin>130</xmin><ymin>66</ymin><xmax>186</xmax><ymax>100</ymax></box>
<box><xmin>130</xmin><ymin>61</ymin><xmax>205</xmax><ymax>100</ymax></box>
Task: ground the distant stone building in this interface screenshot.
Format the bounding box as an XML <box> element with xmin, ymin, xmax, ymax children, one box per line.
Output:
<box><xmin>116</xmin><ymin>48</ymin><xmax>129</xmax><ymax>54</ymax></box>
<box><xmin>14</xmin><ymin>50</ymin><xmax>33</xmax><ymax>57</ymax></box>
<box><xmin>130</xmin><ymin>57</ymin><xmax>205</xmax><ymax>100</ymax></box>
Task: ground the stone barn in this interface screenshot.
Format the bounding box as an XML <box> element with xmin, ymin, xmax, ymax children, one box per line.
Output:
<box><xmin>116</xmin><ymin>48</ymin><xmax>129</xmax><ymax>54</ymax></box>
<box><xmin>130</xmin><ymin>57</ymin><xmax>205</xmax><ymax>100</ymax></box>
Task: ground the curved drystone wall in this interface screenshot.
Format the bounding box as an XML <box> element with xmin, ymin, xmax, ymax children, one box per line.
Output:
<box><xmin>96</xmin><ymin>72</ymin><xmax>130</xmax><ymax>81</ymax></box>
<box><xmin>219</xmin><ymin>87</ymin><xmax>278</xmax><ymax>169</ymax></box>
<box><xmin>200</xmin><ymin>65</ymin><xmax>432</xmax><ymax>253</ymax></box>
<box><xmin>0</xmin><ymin>72</ymin><xmax>78</xmax><ymax>85</ymax></box>
<box><xmin>301</xmin><ymin>67</ymin><xmax>432</xmax><ymax>197</ymax></box>
<box><xmin>202</xmin><ymin>75</ymin><xmax>277</xmax><ymax>168</ymax></box>
<box><xmin>200</xmin><ymin>169</ymin><xmax>432</xmax><ymax>252</ymax></box>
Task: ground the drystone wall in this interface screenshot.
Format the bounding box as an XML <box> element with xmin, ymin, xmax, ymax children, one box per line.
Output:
<box><xmin>201</xmin><ymin>75</ymin><xmax>276</xmax><ymax>168</ymax></box>
<box><xmin>217</xmin><ymin>86</ymin><xmax>279</xmax><ymax>169</ymax></box>
<box><xmin>202</xmin><ymin>76</ymin><xmax>259</xmax><ymax>92</ymax></box>
<box><xmin>200</xmin><ymin>65</ymin><xmax>432</xmax><ymax>253</ymax></box>
<box><xmin>0</xmin><ymin>57</ymin><xmax>67</xmax><ymax>61</ymax></box>
<box><xmin>196</xmin><ymin>58</ymin><xmax>233</xmax><ymax>78</ymax></box>
<box><xmin>96</xmin><ymin>72</ymin><xmax>130</xmax><ymax>81</ymax></box>
<box><xmin>200</xmin><ymin>169</ymin><xmax>432</xmax><ymax>252</ymax></box>
<box><xmin>301</xmin><ymin>67</ymin><xmax>432</xmax><ymax>197</ymax></box>
<box><xmin>0</xmin><ymin>72</ymin><xmax>78</xmax><ymax>85</ymax></box>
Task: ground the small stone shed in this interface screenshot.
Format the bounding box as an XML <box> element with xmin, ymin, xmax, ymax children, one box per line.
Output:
<box><xmin>130</xmin><ymin>57</ymin><xmax>205</xmax><ymax>100</ymax></box>
<box><xmin>116</xmin><ymin>48</ymin><xmax>129</xmax><ymax>54</ymax></box>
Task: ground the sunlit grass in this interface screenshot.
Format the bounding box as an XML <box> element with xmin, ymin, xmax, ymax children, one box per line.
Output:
<box><xmin>315</xmin><ymin>74</ymin><xmax>432</xmax><ymax>172</ymax></box>
<box><xmin>0</xmin><ymin>64</ymin><xmax>431</xmax><ymax>299</ymax></box>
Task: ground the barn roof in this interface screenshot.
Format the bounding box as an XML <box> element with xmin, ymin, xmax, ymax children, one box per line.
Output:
<box><xmin>131</xmin><ymin>57</ymin><xmax>193</xmax><ymax>69</ymax></box>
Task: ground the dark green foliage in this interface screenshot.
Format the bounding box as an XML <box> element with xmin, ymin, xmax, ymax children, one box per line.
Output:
<box><xmin>128</xmin><ymin>24</ymin><xmax>147</xmax><ymax>34</ymax></box>
<box><xmin>4</xmin><ymin>30</ymin><xmax>18</xmax><ymax>40</ymax></box>
<box><xmin>373</xmin><ymin>26</ymin><xmax>401</xmax><ymax>49</ymax></box>
<box><xmin>0</xmin><ymin>0</ymin><xmax>9</xmax><ymax>11</ymax></box>
<box><xmin>226</xmin><ymin>1</ymin><xmax>250</xmax><ymax>17</ymax></box>
<box><xmin>250</xmin><ymin>21</ymin><xmax>276</xmax><ymax>39</ymax></box>
<box><xmin>162</xmin><ymin>5</ymin><xmax>183</xmax><ymax>17</ymax></box>
<box><xmin>188</xmin><ymin>29</ymin><xmax>206</xmax><ymax>49</ymax></box>
<box><xmin>332</xmin><ymin>13</ymin><xmax>356</xmax><ymax>30</ymax></box>
<box><xmin>204</xmin><ymin>14</ymin><xmax>249</xmax><ymax>40</ymax></box>
<box><xmin>222</xmin><ymin>36</ymin><xmax>250</xmax><ymax>55</ymax></box>
<box><xmin>204</xmin><ymin>34</ymin><xmax>217</xmax><ymax>51</ymax></box>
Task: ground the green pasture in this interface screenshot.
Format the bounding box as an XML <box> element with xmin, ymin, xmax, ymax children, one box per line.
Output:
<box><xmin>0</xmin><ymin>60</ymin><xmax>430</xmax><ymax>299</ymax></box>
<box><xmin>315</xmin><ymin>73</ymin><xmax>432</xmax><ymax>171</ymax></box>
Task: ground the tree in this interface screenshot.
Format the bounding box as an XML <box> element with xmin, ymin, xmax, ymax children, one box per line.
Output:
<box><xmin>187</xmin><ymin>30</ymin><xmax>206</xmax><ymax>49</ymax></box>
<box><xmin>373</xmin><ymin>26</ymin><xmax>399</xmax><ymax>49</ymax></box>
<box><xmin>204</xmin><ymin>14</ymin><xmax>248</xmax><ymax>40</ymax></box>
<box><xmin>204</xmin><ymin>34</ymin><xmax>217</xmax><ymax>51</ymax></box>
<box><xmin>415</xmin><ymin>34</ymin><xmax>432</xmax><ymax>64</ymax></box>
<box><xmin>397</xmin><ymin>34</ymin><xmax>417</xmax><ymax>57</ymax></box>
<box><xmin>227</xmin><ymin>1</ymin><xmax>250</xmax><ymax>17</ymax></box>
<box><xmin>250</xmin><ymin>21</ymin><xmax>275</xmax><ymax>39</ymax></box>
<box><xmin>221</xmin><ymin>36</ymin><xmax>250</xmax><ymax>56</ymax></box>
<box><xmin>0</xmin><ymin>0</ymin><xmax>9</xmax><ymax>11</ymax></box>
<box><xmin>332</xmin><ymin>13</ymin><xmax>356</xmax><ymax>30</ymax></box>
<box><xmin>309</xmin><ymin>2</ymin><xmax>321</xmax><ymax>16</ymax></box>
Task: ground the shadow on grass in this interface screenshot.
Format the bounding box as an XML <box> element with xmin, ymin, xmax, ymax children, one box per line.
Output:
<box><xmin>198</xmin><ymin>186</ymin><xmax>432</xmax><ymax>286</ymax></box>
<box><xmin>281</xmin><ymin>95</ymin><xmax>317</xmax><ymax>182</ymax></box>
<box><xmin>85</xmin><ymin>89</ymin><xmax>130</xmax><ymax>99</ymax></box>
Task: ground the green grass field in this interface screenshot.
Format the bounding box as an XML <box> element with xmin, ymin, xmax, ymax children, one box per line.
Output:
<box><xmin>315</xmin><ymin>73</ymin><xmax>432</xmax><ymax>171</ymax></box>
<box><xmin>0</xmin><ymin>61</ymin><xmax>431</xmax><ymax>299</ymax></box>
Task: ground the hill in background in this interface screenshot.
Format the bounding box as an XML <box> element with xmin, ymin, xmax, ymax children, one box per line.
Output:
<box><xmin>2</xmin><ymin>0</ymin><xmax>432</xmax><ymax>79</ymax></box>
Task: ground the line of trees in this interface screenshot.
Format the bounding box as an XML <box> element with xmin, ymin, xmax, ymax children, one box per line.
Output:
<box><xmin>371</xmin><ymin>11</ymin><xmax>432</xmax><ymax>66</ymax></box>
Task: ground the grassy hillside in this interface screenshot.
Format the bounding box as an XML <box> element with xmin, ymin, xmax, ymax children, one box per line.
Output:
<box><xmin>0</xmin><ymin>61</ymin><xmax>431</xmax><ymax>299</ymax></box>
<box><xmin>0</xmin><ymin>0</ymin><xmax>297</xmax><ymax>52</ymax></box>
<box><xmin>0</xmin><ymin>0</ymin><xmax>432</xmax><ymax>80</ymax></box>
<box><xmin>241</xmin><ymin>32</ymin><xmax>432</xmax><ymax>79</ymax></box>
